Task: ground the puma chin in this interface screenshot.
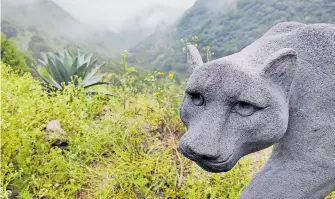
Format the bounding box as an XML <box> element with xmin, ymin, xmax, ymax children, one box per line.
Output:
<box><xmin>179</xmin><ymin>142</ymin><xmax>239</xmax><ymax>173</ymax></box>
<box><xmin>194</xmin><ymin>156</ymin><xmax>237</xmax><ymax>173</ymax></box>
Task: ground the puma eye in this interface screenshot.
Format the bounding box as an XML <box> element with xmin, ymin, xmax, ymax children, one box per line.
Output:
<box><xmin>188</xmin><ymin>93</ymin><xmax>205</xmax><ymax>106</ymax></box>
<box><xmin>232</xmin><ymin>101</ymin><xmax>261</xmax><ymax>116</ymax></box>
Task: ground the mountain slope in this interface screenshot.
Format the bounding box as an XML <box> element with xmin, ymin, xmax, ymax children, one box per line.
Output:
<box><xmin>2</xmin><ymin>0</ymin><xmax>86</xmax><ymax>38</ymax></box>
<box><xmin>1</xmin><ymin>0</ymin><xmax>126</xmax><ymax>59</ymax></box>
<box><xmin>119</xmin><ymin>4</ymin><xmax>186</xmax><ymax>48</ymax></box>
<box><xmin>129</xmin><ymin>0</ymin><xmax>335</xmax><ymax>77</ymax></box>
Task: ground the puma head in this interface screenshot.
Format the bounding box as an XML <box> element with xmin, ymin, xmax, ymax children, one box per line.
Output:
<box><xmin>179</xmin><ymin>45</ymin><xmax>297</xmax><ymax>172</ymax></box>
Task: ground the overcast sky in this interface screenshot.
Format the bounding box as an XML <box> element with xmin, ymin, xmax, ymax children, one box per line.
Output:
<box><xmin>53</xmin><ymin>0</ymin><xmax>196</xmax><ymax>30</ymax></box>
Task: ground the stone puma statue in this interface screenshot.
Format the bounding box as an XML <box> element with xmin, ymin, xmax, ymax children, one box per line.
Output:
<box><xmin>178</xmin><ymin>21</ymin><xmax>335</xmax><ymax>199</ymax></box>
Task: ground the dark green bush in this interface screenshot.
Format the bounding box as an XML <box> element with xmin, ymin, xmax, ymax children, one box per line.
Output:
<box><xmin>1</xmin><ymin>33</ymin><xmax>30</xmax><ymax>73</ymax></box>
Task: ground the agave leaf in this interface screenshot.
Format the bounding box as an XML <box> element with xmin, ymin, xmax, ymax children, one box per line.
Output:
<box><xmin>83</xmin><ymin>62</ymin><xmax>106</xmax><ymax>83</ymax></box>
<box><xmin>63</xmin><ymin>49</ymin><xmax>73</xmax><ymax>72</ymax></box>
<box><xmin>41</xmin><ymin>68</ymin><xmax>63</xmax><ymax>89</ymax></box>
<box><xmin>84</xmin><ymin>53</ymin><xmax>93</xmax><ymax>66</ymax></box>
<box><xmin>83</xmin><ymin>81</ymin><xmax>111</xmax><ymax>88</ymax></box>
<box><xmin>76</xmin><ymin>55</ymin><xmax>93</xmax><ymax>77</ymax></box>
<box><xmin>38</xmin><ymin>59</ymin><xmax>47</xmax><ymax>67</ymax></box>
<box><xmin>78</xmin><ymin>58</ymin><xmax>98</xmax><ymax>79</ymax></box>
<box><xmin>82</xmin><ymin>73</ymin><xmax>108</xmax><ymax>88</ymax></box>
<box><xmin>54</xmin><ymin>55</ymin><xmax>72</xmax><ymax>84</ymax></box>
<box><xmin>86</xmin><ymin>58</ymin><xmax>98</xmax><ymax>69</ymax></box>
<box><xmin>31</xmin><ymin>65</ymin><xmax>62</xmax><ymax>89</ymax></box>
<box><xmin>38</xmin><ymin>53</ymin><xmax>48</xmax><ymax>66</ymax></box>
<box><xmin>41</xmin><ymin>52</ymin><xmax>49</xmax><ymax>62</ymax></box>
<box><xmin>77</xmin><ymin>49</ymin><xmax>86</xmax><ymax>66</ymax></box>
<box><xmin>43</xmin><ymin>53</ymin><xmax>63</xmax><ymax>83</ymax></box>
<box><xmin>56</xmin><ymin>50</ymin><xmax>66</xmax><ymax>70</ymax></box>
<box><xmin>69</xmin><ymin>57</ymin><xmax>79</xmax><ymax>76</ymax></box>
<box><xmin>31</xmin><ymin>64</ymin><xmax>52</xmax><ymax>85</ymax></box>
<box><xmin>82</xmin><ymin>73</ymin><xmax>105</xmax><ymax>86</ymax></box>
<box><xmin>44</xmin><ymin>53</ymin><xmax>69</xmax><ymax>84</ymax></box>
<box><xmin>68</xmin><ymin>48</ymin><xmax>75</xmax><ymax>57</ymax></box>
<box><xmin>75</xmin><ymin>62</ymin><xmax>89</xmax><ymax>78</ymax></box>
<box><xmin>38</xmin><ymin>57</ymin><xmax>47</xmax><ymax>66</ymax></box>
<box><xmin>40</xmin><ymin>52</ymin><xmax>69</xmax><ymax>85</ymax></box>
<box><xmin>57</xmin><ymin>50</ymin><xmax>64</xmax><ymax>60</ymax></box>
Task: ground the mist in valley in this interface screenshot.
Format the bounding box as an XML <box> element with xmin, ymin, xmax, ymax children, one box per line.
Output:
<box><xmin>53</xmin><ymin>0</ymin><xmax>196</xmax><ymax>31</ymax></box>
<box><xmin>1</xmin><ymin>0</ymin><xmax>196</xmax><ymax>58</ymax></box>
<box><xmin>2</xmin><ymin>0</ymin><xmax>334</xmax><ymax>75</ymax></box>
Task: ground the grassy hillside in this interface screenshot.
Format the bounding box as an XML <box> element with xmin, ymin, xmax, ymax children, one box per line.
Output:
<box><xmin>2</xmin><ymin>60</ymin><xmax>335</xmax><ymax>198</ymax></box>
<box><xmin>129</xmin><ymin>0</ymin><xmax>335</xmax><ymax>77</ymax></box>
<box><xmin>1</xmin><ymin>63</ymin><xmax>272</xmax><ymax>198</ymax></box>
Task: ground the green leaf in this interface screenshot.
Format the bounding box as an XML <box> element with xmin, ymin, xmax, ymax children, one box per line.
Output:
<box><xmin>82</xmin><ymin>74</ymin><xmax>107</xmax><ymax>88</ymax></box>
<box><xmin>84</xmin><ymin>53</ymin><xmax>93</xmax><ymax>64</ymax></box>
<box><xmin>63</xmin><ymin>49</ymin><xmax>74</xmax><ymax>72</ymax></box>
<box><xmin>53</xmin><ymin>54</ymin><xmax>71</xmax><ymax>84</ymax></box>
<box><xmin>69</xmin><ymin>57</ymin><xmax>79</xmax><ymax>76</ymax></box>
<box><xmin>38</xmin><ymin>53</ymin><xmax>48</xmax><ymax>66</ymax></box>
<box><xmin>83</xmin><ymin>81</ymin><xmax>111</xmax><ymax>89</ymax></box>
<box><xmin>75</xmin><ymin>62</ymin><xmax>89</xmax><ymax>79</ymax></box>
<box><xmin>31</xmin><ymin>64</ymin><xmax>62</xmax><ymax>89</ymax></box>
<box><xmin>43</xmin><ymin>53</ymin><xmax>62</xmax><ymax>83</ymax></box>
<box><xmin>83</xmin><ymin>62</ymin><xmax>106</xmax><ymax>83</ymax></box>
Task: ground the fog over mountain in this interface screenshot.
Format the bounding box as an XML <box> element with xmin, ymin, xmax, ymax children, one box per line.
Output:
<box><xmin>118</xmin><ymin>3</ymin><xmax>188</xmax><ymax>47</ymax></box>
<box><xmin>2</xmin><ymin>0</ymin><xmax>334</xmax><ymax>79</ymax></box>
<box><xmin>1</xmin><ymin>0</ymin><xmax>195</xmax><ymax>62</ymax></box>
<box><xmin>2</xmin><ymin>0</ymin><xmax>196</xmax><ymax>59</ymax></box>
<box><xmin>53</xmin><ymin>0</ymin><xmax>196</xmax><ymax>31</ymax></box>
<box><xmin>53</xmin><ymin>0</ymin><xmax>196</xmax><ymax>47</ymax></box>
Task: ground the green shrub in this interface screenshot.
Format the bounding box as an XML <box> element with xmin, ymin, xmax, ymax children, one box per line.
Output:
<box><xmin>1</xmin><ymin>33</ymin><xmax>30</xmax><ymax>73</ymax></box>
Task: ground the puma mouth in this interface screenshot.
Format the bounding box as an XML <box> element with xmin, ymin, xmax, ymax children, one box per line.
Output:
<box><xmin>203</xmin><ymin>154</ymin><xmax>232</xmax><ymax>164</ymax></box>
<box><xmin>196</xmin><ymin>159</ymin><xmax>234</xmax><ymax>173</ymax></box>
<box><xmin>179</xmin><ymin>145</ymin><xmax>235</xmax><ymax>172</ymax></box>
<box><xmin>196</xmin><ymin>155</ymin><xmax>235</xmax><ymax>173</ymax></box>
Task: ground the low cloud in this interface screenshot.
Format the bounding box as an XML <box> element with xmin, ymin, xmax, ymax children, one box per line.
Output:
<box><xmin>53</xmin><ymin>0</ymin><xmax>196</xmax><ymax>31</ymax></box>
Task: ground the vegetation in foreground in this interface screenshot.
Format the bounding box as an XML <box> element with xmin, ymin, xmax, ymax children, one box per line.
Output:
<box><xmin>1</xmin><ymin>33</ymin><xmax>334</xmax><ymax>199</ymax></box>
<box><xmin>2</xmin><ymin>62</ymin><xmax>334</xmax><ymax>199</ymax></box>
<box><xmin>1</xmin><ymin>61</ymin><xmax>271</xmax><ymax>199</ymax></box>
<box><xmin>0</xmin><ymin>31</ymin><xmax>334</xmax><ymax>198</ymax></box>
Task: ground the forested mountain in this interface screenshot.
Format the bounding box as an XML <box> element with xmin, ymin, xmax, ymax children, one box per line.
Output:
<box><xmin>1</xmin><ymin>0</ymin><xmax>126</xmax><ymax>59</ymax></box>
<box><xmin>2</xmin><ymin>0</ymin><xmax>335</xmax><ymax>79</ymax></box>
<box><xmin>129</xmin><ymin>0</ymin><xmax>335</xmax><ymax>78</ymax></box>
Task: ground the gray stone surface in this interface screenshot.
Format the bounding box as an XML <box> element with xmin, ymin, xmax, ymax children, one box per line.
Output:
<box><xmin>178</xmin><ymin>21</ymin><xmax>335</xmax><ymax>199</ymax></box>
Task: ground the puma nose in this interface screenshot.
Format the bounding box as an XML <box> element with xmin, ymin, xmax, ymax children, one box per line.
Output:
<box><xmin>179</xmin><ymin>140</ymin><xmax>219</xmax><ymax>161</ymax></box>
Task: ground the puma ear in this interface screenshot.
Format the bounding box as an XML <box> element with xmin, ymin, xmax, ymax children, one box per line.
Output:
<box><xmin>261</xmin><ymin>48</ymin><xmax>297</xmax><ymax>93</ymax></box>
<box><xmin>187</xmin><ymin>45</ymin><xmax>203</xmax><ymax>74</ymax></box>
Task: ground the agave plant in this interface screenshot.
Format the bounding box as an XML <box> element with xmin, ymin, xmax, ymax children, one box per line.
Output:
<box><xmin>31</xmin><ymin>49</ymin><xmax>113</xmax><ymax>95</ymax></box>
